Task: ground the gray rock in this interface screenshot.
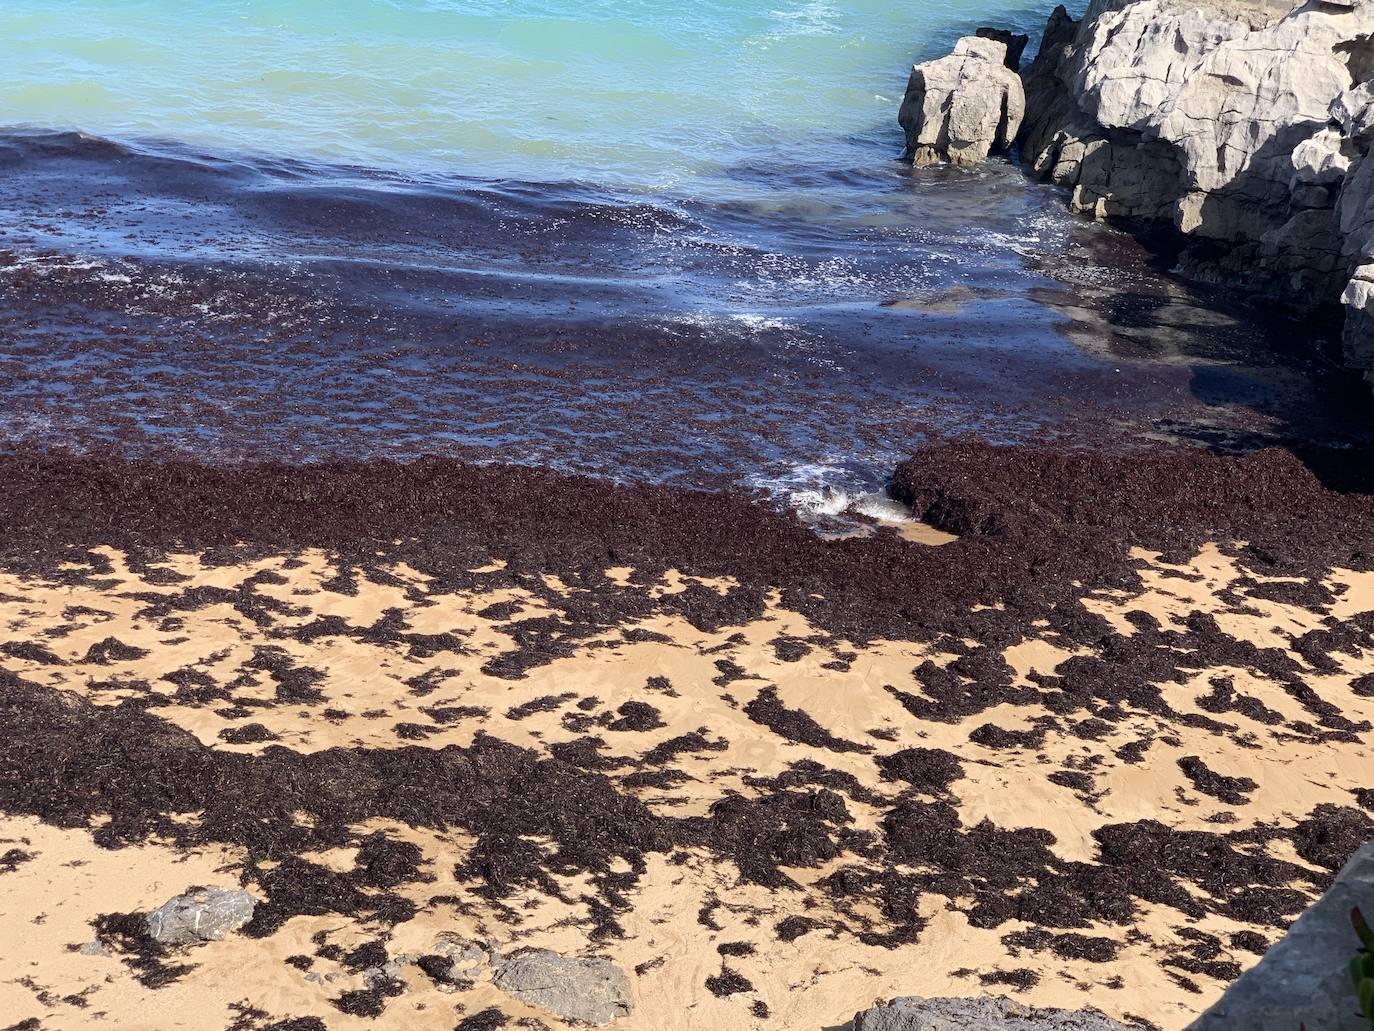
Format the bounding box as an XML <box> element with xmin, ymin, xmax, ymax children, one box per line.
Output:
<box><xmin>1333</xmin><ymin>81</ymin><xmax>1374</xmax><ymax>144</ymax></box>
<box><xmin>908</xmin><ymin>0</ymin><xmax>1374</xmax><ymax>383</ymax></box>
<box><xmin>75</xmin><ymin>940</ymin><xmax>111</xmax><ymax>957</ymax></box>
<box><xmin>899</xmin><ymin>36</ymin><xmax>1026</xmax><ymax>167</ymax></box>
<box><xmin>975</xmin><ymin>28</ymin><xmax>1030</xmax><ymax>72</ymax></box>
<box><xmin>145</xmin><ymin>886</ymin><xmax>256</xmax><ymax>947</ymax></box>
<box><xmin>492</xmin><ymin>949</ymin><xmax>631</xmax><ymax>1025</ymax></box>
<box><xmin>851</xmin><ymin>996</ymin><xmax>1140</xmax><ymax>1030</ymax></box>
<box><xmin>1019</xmin><ymin>0</ymin><xmax>1354</xmax><ymax>239</ymax></box>
<box><xmin>1187</xmin><ymin>838</ymin><xmax>1374</xmax><ymax>1030</ymax></box>
<box><xmin>432</xmin><ymin>935</ymin><xmax>490</xmax><ymax>978</ymax></box>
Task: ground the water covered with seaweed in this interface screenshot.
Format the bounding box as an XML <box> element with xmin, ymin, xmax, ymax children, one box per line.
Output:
<box><xmin>0</xmin><ymin>1</ymin><xmax>1364</xmax><ymax>510</ymax></box>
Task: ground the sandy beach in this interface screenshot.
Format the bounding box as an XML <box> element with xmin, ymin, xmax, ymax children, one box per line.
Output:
<box><xmin>12</xmin><ymin>0</ymin><xmax>1374</xmax><ymax>1026</ymax></box>
<box><xmin>0</xmin><ymin>442</ymin><xmax>1368</xmax><ymax>1029</ymax></box>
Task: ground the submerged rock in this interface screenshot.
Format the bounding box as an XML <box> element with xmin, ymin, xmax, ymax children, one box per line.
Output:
<box><xmin>145</xmin><ymin>886</ymin><xmax>256</xmax><ymax>946</ymax></box>
<box><xmin>899</xmin><ymin>36</ymin><xmax>1026</xmax><ymax>167</ymax></box>
<box><xmin>851</xmin><ymin>996</ymin><xmax>1139</xmax><ymax>1030</ymax></box>
<box><xmin>1187</xmin><ymin>839</ymin><xmax>1374</xmax><ymax>1030</ymax></box>
<box><xmin>492</xmin><ymin>949</ymin><xmax>631</xmax><ymax>1025</ymax></box>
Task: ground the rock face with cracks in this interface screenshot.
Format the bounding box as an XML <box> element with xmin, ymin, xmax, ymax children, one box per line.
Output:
<box><xmin>907</xmin><ymin>0</ymin><xmax>1374</xmax><ymax>387</ymax></box>
<box><xmin>899</xmin><ymin>36</ymin><xmax>1026</xmax><ymax>166</ymax></box>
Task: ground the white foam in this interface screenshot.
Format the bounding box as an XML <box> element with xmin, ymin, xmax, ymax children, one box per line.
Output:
<box><xmin>788</xmin><ymin>486</ymin><xmax>855</xmax><ymax>518</ymax></box>
<box><xmin>727</xmin><ymin>312</ymin><xmax>796</xmax><ymax>331</ymax></box>
<box><xmin>665</xmin><ymin>310</ymin><xmax>800</xmax><ymax>334</ymax></box>
<box><xmin>851</xmin><ymin>493</ymin><xmax>916</xmax><ymax>524</ymax></box>
<box><xmin>765</xmin><ymin>0</ymin><xmax>841</xmax><ymax>38</ymax></box>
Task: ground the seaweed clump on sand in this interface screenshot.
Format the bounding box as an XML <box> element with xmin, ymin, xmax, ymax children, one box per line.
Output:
<box><xmin>0</xmin><ymin>439</ymin><xmax>1362</xmax><ymax>664</ymax></box>
<box><xmin>0</xmin><ymin>441</ymin><xmax>1372</xmax><ymax>962</ymax></box>
<box><xmin>90</xmin><ymin>911</ymin><xmax>195</xmax><ymax>988</ymax></box>
<box><xmin>875</xmin><ymin>747</ymin><xmax>964</xmax><ymax>792</ymax></box>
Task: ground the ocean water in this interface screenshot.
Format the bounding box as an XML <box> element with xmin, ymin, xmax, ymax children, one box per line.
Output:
<box><xmin>0</xmin><ymin>0</ymin><xmax>1056</xmax><ymax>186</ymax></box>
<box><xmin>0</xmin><ymin>1</ymin><xmax>1362</xmax><ymax>516</ymax></box>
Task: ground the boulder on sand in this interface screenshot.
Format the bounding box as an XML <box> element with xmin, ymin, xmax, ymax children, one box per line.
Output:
<box><xmin>850</xmin><ymin>995</ymin><xmax>1140</xmax><ymax>1030</ymax></box>
<box><xmin>145</xmin><ymin>886</ymin><xmax>256</xmax><ymax>946</ymax></box>
<box><xmin>492</xmin><ymin>949</ymin><xmax>632</xmax><ymax>1025</ymax></box>
<box><xmin>899</xmin><ymin>36</ymin><xmax>1026</xmax><ymax>167</ymax></box>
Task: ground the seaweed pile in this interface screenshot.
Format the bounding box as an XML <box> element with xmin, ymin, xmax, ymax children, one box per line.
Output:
<box><xmin>0</xmin><ymin>439</ymin><xmax>1371</xmax><ymax>1028</ymax></box>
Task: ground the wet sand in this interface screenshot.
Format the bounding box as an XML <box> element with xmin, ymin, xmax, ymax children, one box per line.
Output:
<box><xmin>0</xmin><ymin>441</ymin><xmax>1372</xmax><ymax>1030</ymax></box>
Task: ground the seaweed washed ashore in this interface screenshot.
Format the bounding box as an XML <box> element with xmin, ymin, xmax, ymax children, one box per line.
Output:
<box><xmin>0</xmin><ymin>440</ymin><xmax>1372</xmax><ymax>1029</ymax></box>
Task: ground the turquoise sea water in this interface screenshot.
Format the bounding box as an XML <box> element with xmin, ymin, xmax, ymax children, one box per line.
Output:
<box><xmin>0</xmin><ymin>0</ymin><xmax>1055</xmax><ymax>186</ymax></box>
<box><xmin>0</xmin><ymin>0</ymin><xmax>1355</xmax><ymax>509</ymax></box>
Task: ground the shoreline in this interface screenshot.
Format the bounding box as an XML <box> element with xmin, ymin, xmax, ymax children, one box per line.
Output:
<box><xmin>6</xmin><ymin>119</ymin><xmax>1372</xmax><ymax>492</ymax></box>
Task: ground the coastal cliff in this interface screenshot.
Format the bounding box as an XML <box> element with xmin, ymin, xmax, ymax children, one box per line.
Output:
<box><xmin>903</xmin><ymin>0</ymin><xmax>1374</xmax><ymax>383</ymax></box>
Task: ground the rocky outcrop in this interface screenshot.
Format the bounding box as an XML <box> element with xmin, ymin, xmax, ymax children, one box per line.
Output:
<box><xmin>899</xmin><ymin>37</ymin><xmax>1027</xmax><ymax>166</ymax></box>
<box><xmin>1186</xmin><ymin>839</ymin><xmax>1374</xmax><ymax>1030</ymax></box>
<box><xmin>904</xmin><ymin>0</ymin><xmax>1374</xmax><ymax>385</ymax></box>
<box><xmin>850</xmin><ymin>996</ymin><xmax>1141</xmax><ymax>1030</ymax></box>
<box><xmin>1018</xmin><ymin>0</ymin><xmax>1361</xmax><ymax>288</ymax></box>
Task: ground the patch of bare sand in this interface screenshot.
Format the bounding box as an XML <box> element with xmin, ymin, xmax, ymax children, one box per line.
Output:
<box><xmin>0</xmin><ymin>542</ymin><xmax>1370</xmax><ymax>1030</ymax></box>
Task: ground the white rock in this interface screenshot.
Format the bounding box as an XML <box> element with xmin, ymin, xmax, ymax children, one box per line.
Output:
<box><xmin>904</xmin><ymin>0</ymin><xmax>1374</xmax><ymax>379</ymax></box>
<box><xmin>898</xmin><ymin>36</ymin><xmax>1026</xmax><ymax>167</ymax></box>
<box><xmin>1292</xmin><ymin>129</ymin><xmax>1353</xmax><ymax>189</ymax></box>
<box><xmin>1333</xmin><ymin>81</ymin><xmax>1374</xmax><ymax>142</ymax></box>
<box><xmin>1031</xmin><ymin>0</ymin><xmax>1361</xmax><ymax>236</ymax></box>
<box><xmin>1008</xmin><ymin>0</ymin><xmax>1374</xmax><ymax>374</ymax></box>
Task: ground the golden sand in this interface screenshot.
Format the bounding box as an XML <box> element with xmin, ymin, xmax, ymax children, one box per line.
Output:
<box><xmin>0</xmin><ymin>542</ymin><xmax>1370</xmax><ymax>1030</ymax></box>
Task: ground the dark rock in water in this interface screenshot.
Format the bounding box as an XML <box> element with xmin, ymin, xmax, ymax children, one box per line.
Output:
<box><xmin>1187</xmin><ymin>839</ymin><xmax>1374</xmax><ymax>1030</ymax></box>
<box><xmin>975</xmin><ymin>28</ymin><xmax>1029</xmax><ymax>71</ymax></box>
<box><xmin>492</xmin><ymin>949</ymin><xmax>631</xmax><ymax>1025</ymax></box>
<box><xmin>850</xmin><ymin>996</ymin><xmax>1138</xmax><ymax>1029</ymax></box>
<box><xmin>145</xmin><ymin>887</ymin><xmax>256</xmax><ymax>946</ymax></box>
